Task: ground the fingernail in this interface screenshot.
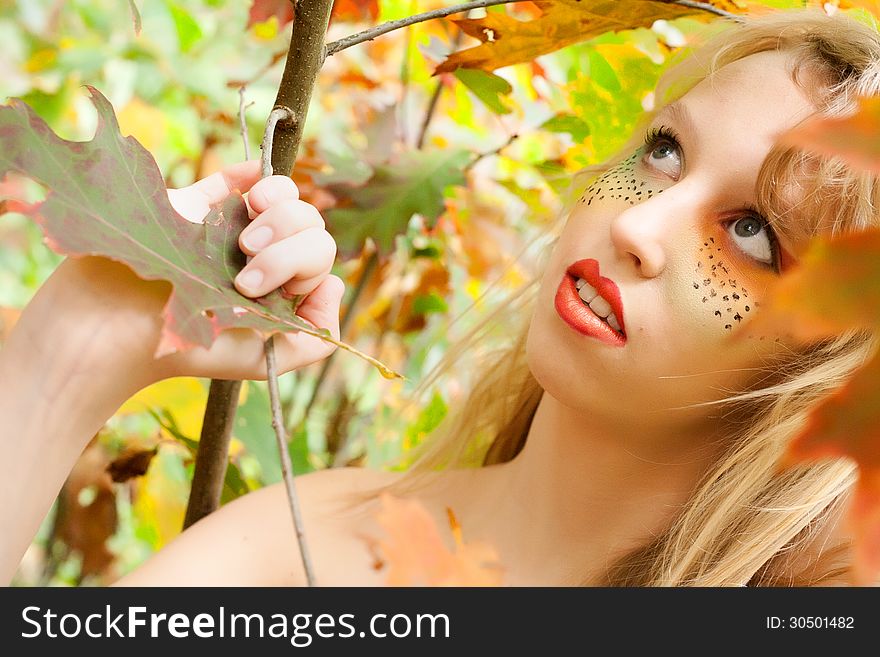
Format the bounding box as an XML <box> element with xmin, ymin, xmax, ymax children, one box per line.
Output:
<box><xmin>236</xmin><ymin>268</ymin><xmax>264</xmax><ymax>291</ymax></box>
<box><xmin>242</xmin><ymin>226</ymin><xmax>273</xmax><ymax>252</ymax></box>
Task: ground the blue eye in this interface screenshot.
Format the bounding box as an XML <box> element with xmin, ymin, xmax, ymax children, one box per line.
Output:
<box><xmin>726</xmin><ymin>207</ymin><xmax>781</xmax><ymax>272</ymax></box>
<box><xmin>642</xmin><ymin>125</ymin><xmax>683</xmax><ymax>179</ymax></box>
<box><xmin>641</xmin><ymin>125</ymin><xmax>782</xmax><ymax>273</ymax></box>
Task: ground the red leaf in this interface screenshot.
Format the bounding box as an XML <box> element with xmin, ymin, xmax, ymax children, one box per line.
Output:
<box><xmin>247</xmin><ymin>0</ymin><xmax>294</xmax><ymax>30</ymax></box>
<box><xmin>0</xmin><ymin>87</ymin><xmax>333</xmax><ymax>358</ymax></box>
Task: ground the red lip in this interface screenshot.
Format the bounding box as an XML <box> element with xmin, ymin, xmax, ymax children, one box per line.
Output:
<box><xmin>554</xmin><ymin>259</ymin><xmax>626</xmax><ymax>347</ymax></box>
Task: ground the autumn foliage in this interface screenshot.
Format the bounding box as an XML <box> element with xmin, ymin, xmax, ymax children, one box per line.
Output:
<box><xmin>3</xmin><ymin>0</ymin><xmax>880</xmax><ymax>586</ymax></box>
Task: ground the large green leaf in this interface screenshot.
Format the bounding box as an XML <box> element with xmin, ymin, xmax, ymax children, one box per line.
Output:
<box><xmin>326</xmin><ymin>149</ymin><xmax>471</xmax><ymax>257</ymax></box>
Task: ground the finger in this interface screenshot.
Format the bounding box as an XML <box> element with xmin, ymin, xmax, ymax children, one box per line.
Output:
<box><xmin>168</xmin><ymin>160</ymin><xmax>262</xmax><ymax>224</ymax></box>
<box><xmin>280</xmin><ymin>271</ymin><xmax>332</xmax><ymax>296</ymax></box>
<box><xmin>239</xmin><ymin>199</ymin><xmax>325</xmax><ymax>256</ymax></box>
<box><xmin>246</xmin><ymin>175</ymin><xmax>300</xmax><ymax>215</ymax></box>
<box><xmin>274</xmin><ymin>276</ymin><xmax>345</xmax><ymax>369</ymax></box>
<box><xmin>293</xmin><ymin>275</ymin><xmax>344</xmax><ymax>341</ymax></box>
<box><xmin>234</xmin><ymin>227</ymin><xmax>337</xmax><ymax>297</ymax></box>
<box><xmin>186</xmin><ymin>160</ymin><xmax>263</xmax><ymax>204</ymax></box>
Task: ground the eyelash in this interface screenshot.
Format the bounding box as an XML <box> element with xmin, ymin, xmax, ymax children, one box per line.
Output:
<box><xmin>642</xmin><ymin>125</ymin><xmax>782</xmax><ymax>273</ymax></box>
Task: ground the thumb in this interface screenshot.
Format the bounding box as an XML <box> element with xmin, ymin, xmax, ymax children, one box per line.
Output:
<box><xmin>168</xmin><ymin>159</ymin><xmax>263</xmax><ymax>223</ymax></box>
<box><xmin>293</xmin><ymin>275</ymin><xmax>345</xmax><ymax>341</ymax></box>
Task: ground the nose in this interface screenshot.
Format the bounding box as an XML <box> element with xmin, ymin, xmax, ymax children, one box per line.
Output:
<box><xmin>609</xmin><ymin>185</ymin><xmax>692</xmax><ymax>279</ymax></box>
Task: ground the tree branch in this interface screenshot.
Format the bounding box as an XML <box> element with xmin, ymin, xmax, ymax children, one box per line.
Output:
<box><xmin>182</xmin><ymin>379</ymin><xmax>241</xmax><ymax>529</ymax></box>
<box><xmin>182</xmin><ymin>85</ymin><xmax>256</xmax><ymax>530</ymax></box>
<box><xmin>325</xmin><ymin>0</ymin><xmax>742</xmax><ymax>58</ymax></box>
<box><xmin>271</xmin><ymin>0</ymin><xmax>335</xmax><ymax>177</ymax></box>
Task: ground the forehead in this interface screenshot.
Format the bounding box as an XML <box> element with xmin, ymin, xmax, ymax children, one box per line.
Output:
<box><xmin>658</xmin><ymin>51</ymin><xmax>817</xmax><ymax>197</ymax></box>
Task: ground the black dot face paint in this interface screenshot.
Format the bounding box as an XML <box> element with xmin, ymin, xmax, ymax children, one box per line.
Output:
<box><xmin>694</xmin><ymin>237</ymin><xmax>758</xmax><ymax>335</ymax></box>
<box><xmin>573</xmin><ymin>146</ymin><xmax>770</xmax><ymax>341</ymax></box>
<box><xmin>578</xmin><ymin>149</ymin><xmax>666</xmax><ymax>208</ymax></box>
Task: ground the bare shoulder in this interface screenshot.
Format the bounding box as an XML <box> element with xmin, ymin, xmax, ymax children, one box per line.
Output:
<box><xmin>112</xmin><ymin>466</ymin><xmax>403</xmax><ymax>586</ymax></box>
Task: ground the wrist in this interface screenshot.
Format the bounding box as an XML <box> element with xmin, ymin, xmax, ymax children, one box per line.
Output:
<box><xmin>13</xmin><ymin>257</ymin><xmax>173</xmax><ymax>420</ymax></box>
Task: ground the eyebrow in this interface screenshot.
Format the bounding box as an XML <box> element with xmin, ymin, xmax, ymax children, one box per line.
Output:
<box><xmin>655</xmin><ymin>101</ymin><xmax>699</xmax><ymax>147</ymax></box>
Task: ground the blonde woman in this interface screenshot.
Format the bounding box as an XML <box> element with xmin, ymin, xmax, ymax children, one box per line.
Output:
<box><xmin>1</xmin><ymin>7</ymin><xmax>878</xmax><ymax>587</ymax></box>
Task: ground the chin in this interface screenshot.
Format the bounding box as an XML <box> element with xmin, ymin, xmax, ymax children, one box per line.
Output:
<box><xmin>525</xmin><ymin>310</ymin><xmax>614</xmax><ymax>413</ymax></box>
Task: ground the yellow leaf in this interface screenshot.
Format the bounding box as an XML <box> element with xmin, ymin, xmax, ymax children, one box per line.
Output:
<box><xmin>435</xmin><ymin>0</ymin><xmax>749</xmax><ymax>74</ymax></box>
<box><xmin>118</xmin><ymin>378</ymin><xmax>208</xmax><ymax>439</ymax></box>
<box><xmin>117</xmin><ymin>98</ymin><xmax>168</xmax><ymax>153</ymax></box>
<box><xmin>24</xmin><ymin>49</ymin><xmax>56</xmax><ymax>73</ymax></box>
<box><xmin>253</xmin><ymin>16</ymin><xmax>279</xmax><ymax>41</ymax></box>
<box><xmin>132</xmin><ymin>447</ymin><xmax>189</xmax><ymax>548</ymax></box>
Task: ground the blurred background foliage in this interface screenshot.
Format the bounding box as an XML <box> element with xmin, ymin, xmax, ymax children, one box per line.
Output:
<box><xmin>0</xmin><ymin>0</ymin><xmax>809</xmax><ymax>585</ymax></box>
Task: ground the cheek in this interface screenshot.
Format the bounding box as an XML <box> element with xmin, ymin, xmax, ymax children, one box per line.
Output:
<box><xmin>574</xmin><ymin>153</ymin><xmax>772</xmax><ymax>343</ymax></box>
<box><xmin>577</xmin><ymin>151</ymin><xmax>665</xmax><ymax>208</ymax></box>
<box><xmin>691</xmin><ymin>237</ymin><xmax>766</xmax><ymax>337</ymax></box>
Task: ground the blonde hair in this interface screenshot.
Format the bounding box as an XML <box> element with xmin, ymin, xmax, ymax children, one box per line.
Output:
<box><xmin>354</xmin><ymin>7</ymin><xmax>880</xmax><ymax>586</ymax></box>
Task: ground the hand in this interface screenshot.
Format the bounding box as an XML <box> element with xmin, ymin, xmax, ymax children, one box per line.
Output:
<box><xmin>28</xmin><ymin>160</ymin><xmax>344</xmax><ymax>386</ymax></box>
<box><xmin>159</xmin><ymin>159</ymin><xmax>344</xmax><ymax>381</ymax></box>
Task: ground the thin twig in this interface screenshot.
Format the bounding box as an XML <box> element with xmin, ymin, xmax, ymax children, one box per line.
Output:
<box><xmin>416</xmin><ymin>27</ymin><xmax>466</xmax><ymax>149</ymax></box>
<box><xmin>672</xmin><ymin>0</ymin><xmax>742</xmax><ymax>18</ymax></box>
<box><xmin>260</xmin><ymin>106</ymin><xmax>317</xmax><ymax>587</ymax></box>
<box><xmin>464</xmin><ymin>131</ymin><xmax>520</xmax><ymax>173</ymax></box>
<box><xmin>325</xmin><ymin>0</ymin><xmax>742</xmax><ymax>58</ymax></box>
<box><xmin>261</xmin><ymin>108</ymin><xmax>293</xmax><ymax>177</ymax></box>
<box><xmin>227</xmin><ymin>48</ymin><xmax>288</xmax><ymax>89</ymax></box>
<box><xmin>238</xmin><ymin>87</ymin><xmax>255</xmax><ymax>160</ymax></box>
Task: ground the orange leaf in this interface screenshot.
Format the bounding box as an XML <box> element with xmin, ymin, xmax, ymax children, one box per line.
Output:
<box><xmin>246</xmin><ymin>0</ymin><xmax>378</xmax><ymax>30</ymax></box>
<box><xmin>743</xmin><ymin>228</ymin><xmax>880</xmax><ymax>343</ymax></box>
<box><xmin>332</xmin><ymin>0</ymin><xmax>379</xmax><ymax>23</ymax></box>
<box><xmin>778</xmin><ymin>95</ymin><xmax>880</xmax><ymax>174</ymax></box>
<box><xmin>839</xmin><ymin>0</ymin><xmax>880</xmax><ymax>18</ymax></box>
<box><xmin>778</xmin><ymin>353</ymin><xmax>880</xmax><ymax>584</ymax></box>
<box><xmin>435</xmin><ymin>0</ymin><xmax>749</xmax><ymax>74</ymax></box>
<box><xmin>371</xmin><ymin>492</ymin><xmax>504</xmax><ymax>586</ymax></box>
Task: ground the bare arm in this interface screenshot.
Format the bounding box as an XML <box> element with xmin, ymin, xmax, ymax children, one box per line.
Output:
<box><xmin>0</xmin><ymin>161</ymin><xmax>345</xmax><ymax>585</ymax></box>
<box><xmin>0</xmin><ymin>257</ymin><xmax>170</xmax><ymax>585</ymax></box>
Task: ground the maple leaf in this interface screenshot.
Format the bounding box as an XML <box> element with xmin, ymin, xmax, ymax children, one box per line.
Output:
<box><xmin>0</xmin><ymin>87</ymin><xmax>401</xmax><ymax>379</ymax></box>
<box><xmin>777</xmin><ymin>95</ymin><xmax>880</xmax><ymax>174</ymax></box>
<box><xmin>435</xmin><ymin>0</ymin><xmax>750</xmax><ymax>74</ymax></box>
<box><xmin>369</xmin><ymin>492</ymin><xmax>504</xmax><ymax>586</ymax></box>
<box><xmin>744</xmin><ymin>229</ymin><xmax>880</xmax><ymax>344</ymax></box>
<box><xmin>325</xmin><ymin>149</ymin><xmax>471</xmax><ymax>257</ymax></box>
<box><xmin>739</xmin><ymin>199</ymin><xmax>880</xmax><ymax>586</ymax></box>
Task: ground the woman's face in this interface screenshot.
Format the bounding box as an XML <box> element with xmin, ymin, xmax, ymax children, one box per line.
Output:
<box><xmin>528</xmin><ymin>50</ymin><xmax>818</xmax><ymax>432</ymax></box>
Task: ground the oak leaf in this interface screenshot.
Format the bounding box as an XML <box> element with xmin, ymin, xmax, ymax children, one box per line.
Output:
<box><xmin>0</xmin><ymin>87</ymin><xmax>400</xmax><ymax>378</ymax></box>
<box><xmin>774</xmin><ymin>355</ymin><xmax>880</xmax><ymax>585</ymax></box>
<box><xmin>435</xmin><ymin>0</ymin><xmax>750</xmax><ymax>74</ymax></box>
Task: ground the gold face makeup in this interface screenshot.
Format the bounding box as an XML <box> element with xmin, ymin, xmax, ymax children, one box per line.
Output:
<box><xmin>578</xmin><ymin>150</ymin><xmax>665</xmax><ymax>208</ymax></box>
